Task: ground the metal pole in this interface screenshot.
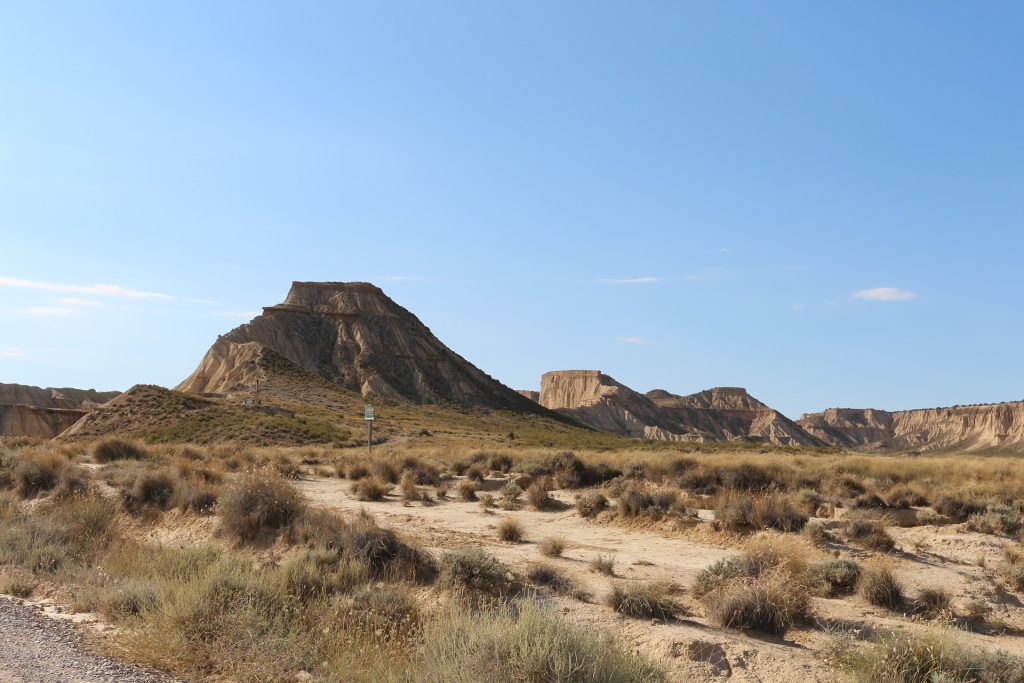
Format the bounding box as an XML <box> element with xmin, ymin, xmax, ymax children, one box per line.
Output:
<box><xmin>368</xmin><ymin>419</ymin><xmax>373</xmax><ymax>458</ymax></box>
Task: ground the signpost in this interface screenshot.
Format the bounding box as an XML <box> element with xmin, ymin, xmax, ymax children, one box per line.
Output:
<box><xmin>364</xmin><ymin>404</ymin><xmax>375</xmax><ymax>457</ymax></box>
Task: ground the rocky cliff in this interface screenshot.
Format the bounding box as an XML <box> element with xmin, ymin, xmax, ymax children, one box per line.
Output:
<box><xmin>798</xmin><ymin>402</ymin><xmax>1024</xmax><ymax>452</ymax></box>
<box><xmin>530</xmin><ymin>370</ymin><xmax>824</xmax><ymax>447</ymax></box>
<box><xmin>0</xmin><ymin>382</ymin><xmax>120</xmax><ymax>438</ymax></box>
<box><xmin>177</xmin><ymin>281</ymin><xmax>550</xmax><ymax>415</ymax></box>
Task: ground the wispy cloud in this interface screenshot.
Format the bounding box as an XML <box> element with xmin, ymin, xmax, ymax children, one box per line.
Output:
<box><xmin>851</xmin><ymin>287</ymin><xmax>917</xmax><ymax>301</ymax></box>
<box><xmin>216</xmin><ymin>311</ymin><xmax>260</xmax><ymax>318</ymax></box>
<box><xmin>0</xmin><ymin>275</ymin><xmax>172</xmax><ymax>299</ymax></box>
<box><xmin>54</xmin><ymin>297</ymin><xmax>103</xmax><ymax>307</ymax></box>
<box><xmin>0</xmin><ymin>347</ymin><xmax>25</xmax><ymax>358</ymax></box>
<box><xmin>184</xmin><ymin>297</ymin><xmax>219</xmax><ymax>305</ymax></box>
<box><xmin>601</xmin><ymin>277</ymin><xmax>663</xmax><ymax>285</ymax></box>
<box><xmin>720</xmin><ymin>247</ymin><xmax>732</xmax><ymax>253</ymax></box>
<box><xmin>380</xmin><ymin>275</ymin><xmax>422</xmax><ymax>282</ymax></box>
<box><xmin>617</xmin><ymin>336</ymin><xmax>646</xmax><ymax>344</ymax></box>
<box><xmin>23</xmin><ymin>306</ymin><xmax>77</xmax><ymax>316</ymax></box>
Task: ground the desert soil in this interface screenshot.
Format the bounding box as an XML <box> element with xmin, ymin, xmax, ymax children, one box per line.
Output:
<box><xmin>0</xmin><ymin>596</ymin><xmax>173</xmax><ymax>683</ymax></box>
<box><xmin>299</xmin><ymin>476</ymin><xmax>1024</xmax><ymax>682</ymax></box>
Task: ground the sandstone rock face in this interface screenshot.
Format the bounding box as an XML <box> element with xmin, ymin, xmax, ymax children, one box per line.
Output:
<box><xmin>516</xmin><ymin>390</ymin><xmax>540</xmax><ymax>402</ymax></box>
<box><xmin>537</xmin><ymin>370</ymin><xmax>824</xmax><ymax>447</ymax></box>
<box><xmin>798</xmin><ymin>402</ymin><xmax>1024</xmax><ymax>452</ymax></box>
<box><xmin>0</xmin><ymin>405</ymin><xmax>88</xmax><ymax>438</ymax></box>
<box><xmin>0</xmin><ymin>382</ymin><xmax>120</xmax><ymax>438</ymax></box>
<box><xmin>539</xmin><ymin>371</ymin><xmax>694</xmax><ymax>439</ymax></box>
<box><xmin>177</xmin><ymin>282</ymin><xmax>549</xmax><ymax>415</ymax></box>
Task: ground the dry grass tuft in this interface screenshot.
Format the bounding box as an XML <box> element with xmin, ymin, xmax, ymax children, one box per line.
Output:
<box><xmin>605</xmin><ymin>581</ymin><xmax>681</xmax><ymax>620</ymax></box>
<box><xmin>219</xmin><ymin>473</ymin><xmax>306</xmax><ymax>542</ymax></box>
<box><xmin>539</xmin><ymin>535</ymin><xmax>567</xmax><ymax>558</ymax></box>
<box><xmin>496</xmin><ymin>516</ymin><xmax>525</xmax><ymax>543</ymax></box>
<box><xmin>859</xmin><ymin>564</ymin><xmax>904</xmax><ymax>609</ymax></box>
<box><xmin>590</xmin><ymin>554</ymin><xmax>616</xmax><ymax>576</ymax></box>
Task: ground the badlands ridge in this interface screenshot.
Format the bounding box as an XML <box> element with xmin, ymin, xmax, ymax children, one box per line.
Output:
<box><xmin>2</xmin><ymin>280</ymin><xmax>1022</xmax><ymax>451</ymax></box>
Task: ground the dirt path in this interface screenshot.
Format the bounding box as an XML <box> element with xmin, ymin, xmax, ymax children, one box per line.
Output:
<box><xmin>0</xmin><ymin>597</ymin><xmax>173</xmax><ymax>683</ymax></box>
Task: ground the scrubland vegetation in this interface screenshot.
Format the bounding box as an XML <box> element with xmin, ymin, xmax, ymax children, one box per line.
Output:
<box><xmin>2</xmin><ymin>434</ymin><xmax>1024</xmax><ymax>681</ymax></box>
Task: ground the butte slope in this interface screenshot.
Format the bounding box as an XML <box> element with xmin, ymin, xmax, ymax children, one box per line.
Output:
<box><xmin>178</xmin><ymin>281</ymin><xmax>546</xmax><ymax>415</ymax></box>
<box><xmin>530</xmin><ymin>370</ymin><xmax>825</xmax><ymax>447</ymax></box>
<box><xmin>68</xmin><ymin>282</ymin><xmax>600</xmax><ymax>446</ymax></box>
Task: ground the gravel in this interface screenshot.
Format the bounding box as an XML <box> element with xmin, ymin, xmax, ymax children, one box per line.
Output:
<box><xmin>0</xmin><ymin>596</ymin><xmax>176</xmax><ymax>683</ymax></box>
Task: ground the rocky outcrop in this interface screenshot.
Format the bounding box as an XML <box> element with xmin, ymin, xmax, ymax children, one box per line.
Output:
<box><xmin>539</xmin><ymin>371</ymin><xmax>697</xmax><ymax>440</ymax></box>
<box><xmin>646</xmin><ymin>387</ymin><xmax>826</xmax><ymax>447</ymax></box>
<box><xmin>535</xmin><ymin>371</ymin><xmax>824</xmax><ymax>447</ymax></box>
<box><xmin>0</xmin><ymin>405</ymin><xmax>88</xmax><ymax>438</ymax></box>
<box><xmin>516</xmin><ymin>390</ymin><xmax>540</xmax><ymax>402</ymax></box>
<box><xmin>798</xmin><ymin>402</ymin><xmax>1024</xmax><ymax>452</ymax></box>
<box><xmin>0</xmin><ymin>382</ymin><xmax>120</xmax><ymax>438</ymax></box>
<box><xmin>178</xmin><ymin>282</ymin><xmax>552</xmax><ymax>415</ymax></box>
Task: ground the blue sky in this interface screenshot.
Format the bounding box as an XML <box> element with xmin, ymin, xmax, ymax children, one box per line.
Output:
<box><xmin>1</xmin><ymin>2</ymin><xmax>1022</xmax><ymax>417</ymax></box>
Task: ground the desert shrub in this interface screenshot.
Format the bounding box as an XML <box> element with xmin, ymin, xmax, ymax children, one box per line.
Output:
<box><xmin>605</xmin><ymin>581</ymin><xmax>680</xmax><ymax>620</ymax></box>
<box><xmin>722</xmin><ymin>463</ymin><xmax>779</xmax><ymax>492</ymax></box>
<box><xmin>714</xmin><ymin>492</ymin><xmax>807</xmax><ymax>533</ymax></box>
<box><xmin>835</xmin><ymin>629</ymin><xmax>1024</xmax><ymax>683</ymax></box>
<box><xmin>885</xmin><ymin>486</ymin><xmax>929</xmax><ymax>509</ymax></box>
<box><xmin>525</xmin><ymin>483</ymin><xmax>559</xmax><ymax>511</ymax></box>
<box><xmin>795</xmin><ymin>488</ymin><xmax>823</xmax><ymax>511</ymax></box>
<box><xmin>465</xmin><ymin>463</ymin><xmax>488</xmax><ymax>482</ymax></box>
<box><xmin>279</xmin><ymin>549</ymin><xmax>369</xmax><ymax>600</ymax></box>
<box><xmin>526</xmin><ymin>563</ymin><xmax>590</xmax><ymax>601</ymax></box>
<box><xmin>449</xmin><ymin>460</ymin><xmax>469</xmax><ymax>476</ymax></box>
<box><xmin>575</xmin><ymin>491</ymin><xmax>608</xmax><ymax>518</ymax></box>
<box><xmin>127</xmin><ymin>470</ymin><xmax>176</xmax><ymax>509</ymax></box>
<box><xmin>539</xmin><ymin>535</ymin><xmax>567</xmax><ymax>558</ymax></box>
<box><xmin>496</xmin><ymin>517</ymin><xmax>524</xmax><ymax>543</ymax></box>
<box><xmin>53</xmin><ymin>471</ymin><xmax>92</xmax><ymax>499</ymax></box>
<box><xmin>853</xmin><ymin>493</ymin><xmax>888</xmax><ymax>509</ymax></box>
<box><xmin>966</xmin><ymin>504</ymin><xmax>1021</xmax><ymax>536</ymax></box>
<box><xmin>370</xmin><ymin>460</ymin><xmax>399</xmax><ymax>484</ymax></box>
<box><xmin>846</xmin><ymin>517</ymin><xmax>896</xmax><ymax>552</ymax></box>
<box><xmin>679</xmin><ymin>465</ymin><xmax>722</xmax><ymax>494</ymax></box>
<box><xmin>344</xmin><ymin>461</ymin><xmax>370</xmax><ymax>480</ymax></box>
<box><xmin>438</xmin><ymin>548</ymin><xmax>510</xmax><ymax>596</ymax></box>
<box><xmin>913</xmin><ymin>587</ymin><xmax>952</xmax><ymax>618</ymax></box>
<box><xmin>487</xmin><ymin>453</ymin><xmax>514</xmax><ymax>473</ymax></box>
<box><xmin>801</xmin><ymin>520</ymin><xmax>832</xmax><ymax>546</ymax></box>
<box><xmin>345</xmin><ymin>515</ymin><xmax>436</xmax><ymax>581</ymax></box>
<box><xmin>434</xmin><ymin>482</ymin><xmax>449</xmax><ymax>500</ymax></box>
<box><xmin>92</xmin><ymin>438</ymin><xmax>149</xmax><ymax>463</ymax></box>
<box><xmin>219</xmin><ymin>474</ymin><xmax>306</xmax><ymax>542</ymax></box>
<box><xmin>173</xmin><ymin>480</ymin><xmax>219</xmax><ymax>514</ymax></box>
<box><xmin>343</xmin><ymin>585</ymin><xmax>420</xmax><ymax>639</ymax></box>
<box><xmin>497</xmin><ymin>482</ymin><xmax>522</xmax><ymax>510</ymax></box>
<box><xmin>400</xmin><ymin>471</ymin><xmax>420</xmax><ymax>504</ymax></box>
<box><xmin>859</xmin><ymin>564</ymin><xmax>904</xmax><ymax>609</ymax></box>
<box><xmin>96</xmin><ymin>578</ymin><xmax>160</xmax><ymax>619</ymax></box>
<box><xmin>809</xmin><ymin>558</ymin><xmax>861</xmax><ymax>595</ymax></box>
<box><xmin>14</xmin><ymin>452</ymin><xmax>63</xmax><ymax>498</ymax></box>
<box><xmin>933</xmin><ymin>494</ymin><xmax>986</xmax><ymax>520</ymax></box>
<box><xmin>617</xmin><ymin>486</ymin><xmax>652</xmax><ymax>517</ymax></box>
<box><xmin>416</xmin><ymin>601</ymin><xmax>666</xmax><ymax>682</ymax></box>
<box><xmin>351</xmin><ymin>477</ymin><xmax>390</xmax><ymax>502</ymax></box>
<box><xmin>1005</xmin><ymin>562</ymin><xmax>1024</xmax><ymax>592</ymax></box>
<box><xmin>0</xmin><ymin>567</ymin><xmax>36</xmax><ymax>597</ymax></box>
<box><xmin>456</xmin><ymin>479</ymin><xmax>478</xmax><ymax>501</ymax></box>
<box><xmin>590</xmin><ymin>554</ymin><xmax>615</xmax><ymax>576</ymax></box>
<box><xmin>700</xmin><ymin>571</ymin><xmax>809</xmax><ymax>635</ymax></box>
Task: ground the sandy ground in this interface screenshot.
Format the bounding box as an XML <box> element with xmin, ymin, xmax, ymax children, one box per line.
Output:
<box><xmin>298</xmin><ymin>475</ymin><xmax>1024</xmax><ymax>682</ymax></box>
